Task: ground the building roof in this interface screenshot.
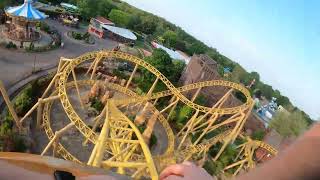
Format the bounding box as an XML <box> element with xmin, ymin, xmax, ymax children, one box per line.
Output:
<box><xmin>6</xmin><ymin>0</ymin><xmax>47</xmax><ymax>20</ymax></box>
<box><xmin>60</xmin><ymin>3</ymin><xmax>78</xmax><ymax>10</ymax></box>
<box><xmin>95</xmin><ymin>16</ymin><xmax>114</xmax><ymax>26</ymax></box>
<box><xmin>101</xmin><ymin>24</ymin><xmax>137</xmax><ymax>41</ymax></box>
<box><xmin>196</xmin><ymin>54</ymin><xmax>217</xmax><ymax>66</ymax></box>
<box><xmin>141</xmin><ymin>49</ymin><xmax>152</xmax><ymax>57</ymax></box>
<box><xmin>151</xmin><ymin>42</ymin><xmax>190</xmax><ymax>63</ymax></box>
<box><xmin>224</xmin><ymin>67</ymin><xmax>232</xmax><ymax>73</ymax></box>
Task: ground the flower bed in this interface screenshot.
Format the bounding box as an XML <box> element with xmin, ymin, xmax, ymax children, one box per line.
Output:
<box><xmin>67</xmin><ymin>31</ymin><xmax>95</xmax><ymax>45</ymax></box>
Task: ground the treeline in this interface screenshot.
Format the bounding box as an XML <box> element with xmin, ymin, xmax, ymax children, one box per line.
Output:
<box><xmin>1</xmin><ymin>0</ymin><xmax>313</xmax><ymax>122</ymax></box>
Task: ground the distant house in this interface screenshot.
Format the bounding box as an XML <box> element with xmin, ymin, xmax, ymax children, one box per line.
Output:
<box><xmin>141</xmin><ymin>49</ymin><xmax>152</xmax><ymax>57</ymax></box>
<box><xmin>179</xmin><ymin>54</ymin><xmax>265</xmax><ymax>132</ymax></box>
<box><xmin>94</xmin><ymin>16</ymin><xmax>115</xmax><ymax>26</ymax></box>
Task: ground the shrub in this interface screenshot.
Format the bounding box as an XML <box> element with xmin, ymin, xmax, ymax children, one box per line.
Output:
<box><xmin>40</xmin><ymin>22</ymin><xmax>50</xmax><ymax>33</ymax></box>
<box><xmin>150</xmin><ymin>134</ymin><xmax>157</xmax><ymax>147</ymax></box>
<box><xmin>90</xmin><ymin>98</ymin><xmax>104</xmax><ymax>112</ymax></box>
<box><xmin>72</xmin><ymin>31</ymin><xmax>82</xmax><ymax>40</ymax></box>
<box><xmin>252</xmin><ymin>129</ymin><xmax>266</xmax><ymax>141</ymax></box>
<box><xmin>83</xmin><ymin>32</ymin><xmax>90</xmax><ymax>39</ymax></box>
<box><xmin>177</xmin><ymin>105</ymin><xmax>194</xmax><ymax>125</ymax></box>
<box><xmin>14</xmin><ymin>89</ymin><xmax>33</xmax><ymax>116</ymax></box>
<box><xmin>12</xmin><ymin>135</ymin><xmax>27</xmax><ymax>152</ymax></box>
<box><xmin>112</xmin><ymin>69</ymin><xmax>127</xmax><ymax>79</ymax></box>
<box><xmin>13</xmin><ymin>80</ymin><xmax>41</xmax><ymax>116</ymax></box>
<box><xmin>5</xmin><ymin>42</ymin><xmax>17</xmax><ymax>49</ymax></box>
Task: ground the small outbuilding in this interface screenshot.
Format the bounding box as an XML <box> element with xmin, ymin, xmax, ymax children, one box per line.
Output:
<box><xmin>88</xmin><ymin>17</ymin><xmax>137</xmax><ymax>43</ymax></box>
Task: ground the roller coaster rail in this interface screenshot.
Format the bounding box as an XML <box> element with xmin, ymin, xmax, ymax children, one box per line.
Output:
<box><xmin>0</xmin><ymin>50</ymin><xmax>277</xmax><ymax>179</ymax></box>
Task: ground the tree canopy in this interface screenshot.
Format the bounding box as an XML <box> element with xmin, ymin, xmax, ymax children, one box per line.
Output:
<box><xmin>138</xmin><ymin>49</ymin><xmax>186</xmax><ymax>92</ymax></box>
<box><xmin>269</xmin><ymin>111</ymin><xmax>309</xmax><ymax>137</ymax></box>
<box><xmin>163</xmin><ymin>30</ymin><xmax>178</xmax><ymax>48</ymax></box>
<box><xmin>108</xmin><ymin>9</ymin><xmax>131</xmax><ymax>27</ymax></box>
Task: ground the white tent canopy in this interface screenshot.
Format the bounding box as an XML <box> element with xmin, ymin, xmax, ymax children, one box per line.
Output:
<box><xmin>6</xmin><ymin>0</ymin><xmax>47</xmax><ymax>20</ymax></box>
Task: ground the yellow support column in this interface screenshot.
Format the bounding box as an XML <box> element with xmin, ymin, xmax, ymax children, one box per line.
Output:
<box><xmin>72</xmin><ymin>68</ymin><xmax>84</xmax><ymax>108</ymax></box>
<box><xmin>92</xmin><ymin>103</ymin><xmax>110</xmax><ymax>167</ymax></box>
<box><xmin>41</xmin><ymin>122</ymin><xmax>74</xmax><ymax>156</ymax></box>
<box><xmin>147</xmin><ymin>77</ymin><xmax>159</xmax><ymax>96</ymax></box>
<box><xmin>36</xmin><ymin>98</ymin><xmax>43</xmax><ymax>129</ymax></box>
<box><xmin>191</xmin><ymin>87</ymin><xmax>201</xmax><ymax>102</ymax></box>
<box><xmin>213</xmin><ymin>113</ymin><xmax>244</xmax><ymax>161</ymax></box>
<box><xmin>90</xmin><ymin>52</ymin><xmax>103</xmax><ymax>80</ymax></box>
<box><xmin>178</xmin><ymin>110</ymin><xmax>199</xmax><ymax>149</ymax></box>
<box><xmin>0</xmin><ymin>81</ymin><xmax>22</xmax><ymax>131</ymax></box>
<box><xmin>125</xmin><ymin>64</ymin><xmax>138</xmax><ymax>89</ymax></box>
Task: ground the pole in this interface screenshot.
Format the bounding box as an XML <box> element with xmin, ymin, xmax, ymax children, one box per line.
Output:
<box><xmin>0</xmin><ymin>81</ymin><xmax>22</xmax><ymax>131</ymax></box>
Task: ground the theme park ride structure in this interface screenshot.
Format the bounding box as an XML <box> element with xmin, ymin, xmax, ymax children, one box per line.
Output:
<box><xmin>0</xmin><ymin>50</ymin><xmax>277</xmax><ymax>179</ymax></box>
<box><xmin>4</xmin><ymin>0</ymin><xmax>47</xmax><ymax>42</ymax></box>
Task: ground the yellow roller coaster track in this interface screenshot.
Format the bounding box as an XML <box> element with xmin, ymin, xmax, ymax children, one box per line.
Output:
<box><xmin>0</xmin><ymin>50</ymin><xmax>277</xmax><ymax>179</ymax></box>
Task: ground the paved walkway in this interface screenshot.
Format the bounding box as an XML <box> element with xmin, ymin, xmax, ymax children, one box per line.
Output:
<box><xmin>0</xmin><ymin>19</ymin><xmax>118</xmax><ymax>89</ymax></box>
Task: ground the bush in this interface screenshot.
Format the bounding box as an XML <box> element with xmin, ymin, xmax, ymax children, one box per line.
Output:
<box><xmin>40</xmin><ymin>22</ymin><xmax>50</xmax><ymax>33</ymax></box>
<box><xmin>0</xmin><ymin>112</ymin><xmax>27</xmax><ymax>152</ymax></box>
<box><xmin>0</xmin><ymin>113</ymin><xmax>14</xmax><ymax>136</ymax></box>
<box><xmin>83</xmin><ymin>32</ymin><xmax>90</xmax><ymax>39</ymax></box>
<box><xmin>5</xmin><ymin>42</ymin><xmax>17</xmax><ymax>49</ymax></box>
<box><xmin>12</xmin><ymin>135</ymin><xmax>27</xmax><ymax>152</ymax></box>
<box><xmin>270</xmin><ymin>111</ymin><xmax>308</xmax><ymax>137</ymax></box>
<box><xmin>112</xmin><ymin>69</ymin><xmax>128</xmax><ymax>79</ymax></box>
<box><xmin>90</xmin><ymin>98</ymin><xmax>104</xmax><ymax>112</ymax></box>
<box><xmin>72</xmin><ymin>31</ymin><xmax>82</xmax><ymax>40</ymax></box>
<box><xmin>177</xmin><ymin>105</ymin><xmax>194</xmax><ymax>125</ymax></box>
<box><xmin>252</xmin><ymin>129</ymin><xmax>266</xmax><ymax>141</ymax></box>
<box><xmin>150</xmin><ymin>133</ymin><xmax>157</xmax><ymax>147</ymax></box>
<box><xmin>14</xmin><ymin>92</ymin><xmax>32</xmax><ymax>116</ymax></box>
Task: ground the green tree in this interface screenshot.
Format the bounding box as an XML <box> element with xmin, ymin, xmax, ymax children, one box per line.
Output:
<box><xmin>253</xmin><ymin>89</ymin><xmax>262</xmax><ymax>99</ymax></box>
<box><xmin>251</xmin><ymin>129</ymin><xmax>265</xmax><ymax>141</ymax></box>
<box><xmin>249</xmin><ymin>71</ymin><xmax>260</xmax><ymax>82</ymax></box>
<box><xmin>229</xmin><ymin>64</ymin><xmax>247</xmax><ymax>83</ymax></box>
<box><xmin>77</xmin><ymin>0</ymin><xmax>100</xmax><ymax>20</ymax></box>
<box><xmin>170</xmin><ymin>60</ymin><xmax>186</xmax><ymax>84</ymax></box>
<box><xmin>108</xmin><ymin>9</ymin><xmax>131</xmax><ymax>27</ymax></box>
<box><xmin>177</xmin><ymin>105</ymin><xmax>194</xmax><ymax>125</ymax></box>
<box><xmin>127</xmin><ymin>14</ymin><xmax>141</xmax><ymax>30</ymax></box>
<box><xmin>0</xmin><ymin>0</ymin><xmax>14</xmax><ymax>9</ymax></box>
<box><xmin>205</xmin><ymin>144</ymin><xmax>238</xmax><ymax>175</ymax></box>
<box><xmin>139</xmin><ymin>49</ymin><xmax>185</xmax><ymax>92</ymax></box>
<box><xmin>256</xmin><ymin>82</ymin><xmax>274</xmax><ymax>100</ymax></box>
<box><xmin>269</xmin><ymin>111</ymin><xmax>308</xmax><ymax>137</ymax></box>
<box><xmin>135</xmin><ymin>16</ymin><xmax>157</xmax><ymax>34</ymax></box>
<box><xmin>98</xmin><ymin>0</ymin><xmax>116</xmax><ymax>18</ymax></box>
<box><xmin>163</xmin><ymin>30</ymin><xmax>178</xmax><ymax>48</ymax></box>
<box><xmin>14</xmin><ymin>90</ymin><xmax>32</xmax><ymax>116</ymax></box>
<box><xmin>187</xmin><ymin>41</ymin><xmax>208</xmax><ymax>55</ymax></box>
<box><xmin>174</xmin><ymin>39</ymin><xmax>186</xmax><ymax>51</ymax></box>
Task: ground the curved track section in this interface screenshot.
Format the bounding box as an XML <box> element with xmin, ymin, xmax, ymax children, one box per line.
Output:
<box><xmin>36</xmin><ymin>50</ymin><xmax>275</xmax><ymax>179</ymax></box>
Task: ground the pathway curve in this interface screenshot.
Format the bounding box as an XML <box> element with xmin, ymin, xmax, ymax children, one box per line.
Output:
<box><xmin>0</xmin><ymin>19</ymin><xmax>118</xmax><ymax>89</ymax></box>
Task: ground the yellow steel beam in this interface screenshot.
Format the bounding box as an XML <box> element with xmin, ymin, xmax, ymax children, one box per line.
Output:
<box><xmin>0</xmin><ymin>80</ymin><xmax>22</xmax><ymax>131</ymax></box>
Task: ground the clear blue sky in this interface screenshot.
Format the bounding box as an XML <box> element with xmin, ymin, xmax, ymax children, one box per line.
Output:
<box><xmin>124</xmin><ymin>0</ymin><xmax>320</xmax><ymax>119</ymax></box>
